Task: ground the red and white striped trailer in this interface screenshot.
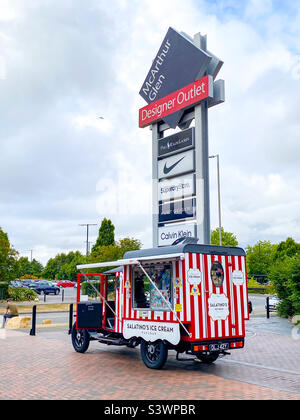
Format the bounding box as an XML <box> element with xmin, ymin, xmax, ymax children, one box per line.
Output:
<box><xmin>73</xmin><ymin>240</ymin><xmax>250</xmax><ymax>369</ymax></box>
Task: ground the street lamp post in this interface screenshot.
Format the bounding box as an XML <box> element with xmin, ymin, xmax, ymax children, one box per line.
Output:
<box><xmin>209</xmin><ymin>154</ymin><xmax>222</xmax><ymax>246</ymax></box>
<box><xmin>79</xmin><ymin>224</ymin><xmax>97</xmax><ymax>258</ymax></box>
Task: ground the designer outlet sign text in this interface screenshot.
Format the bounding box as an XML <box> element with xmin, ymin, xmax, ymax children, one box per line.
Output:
<box><xmin>139</xmin><ymin>75</ymin><xmax>213</xmax><ymax>128</ymax></box>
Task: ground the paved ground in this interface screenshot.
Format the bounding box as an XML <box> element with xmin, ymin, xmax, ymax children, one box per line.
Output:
<box><xmin>0</xmin><ymin>315</ymin><xmax>299</xmax><ymax>401</ymax></box>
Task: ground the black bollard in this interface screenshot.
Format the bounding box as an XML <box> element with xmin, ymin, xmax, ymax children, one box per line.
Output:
<box><xmin>68</xmin><ymin>304</ymin><xmax>73</xmax><ymax>335</ymax></box>
<box><xmin>30</xmin><ymin>305</ymin><xmax>37</xmax><ymax>336</ymax></box>
<box><xmin>62</xmin><ymin>289</ymin><xmax>65</xmax><ymax>302</ymax></box>
<box><xmin>266</xmin><ymin>297</ymin><xmax>270</xmax><ymax>319</ymax></box>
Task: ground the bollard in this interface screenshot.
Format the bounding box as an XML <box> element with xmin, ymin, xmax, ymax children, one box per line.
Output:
<box><xmin>68</xmin><ymin>304</ymin><xmax>73</xmax><ymax>335</ymax></box>
<box><xmin>30</xmin><ymin>305</ymin><xmax>37</xmax><ymax>336</ymax></box>
<box><xmin>44</xmin><ymin>292</ymin><xmax>46</xmax><ymax>303</ymax></box>
<box><xmin>266</xmin><ymin>297</ymin><xmax>270</xmax><ymax>319</ymax></box>
<box><xmin>62</xmin><ymin>289</ymin><xmax>65</xmax><ymax>302</ymax></box>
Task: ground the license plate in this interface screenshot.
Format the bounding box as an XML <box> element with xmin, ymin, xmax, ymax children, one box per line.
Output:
<box><xmin>209</xmin><ymin>343</ymin><xmax>229</xmax><ymax>352</ymax></box>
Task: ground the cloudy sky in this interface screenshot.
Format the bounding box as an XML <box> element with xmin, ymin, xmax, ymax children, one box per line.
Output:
<box><xmin>0</xmin><ymin>0</ymin><xmax>299</xmax><ymax>265</ymax></box>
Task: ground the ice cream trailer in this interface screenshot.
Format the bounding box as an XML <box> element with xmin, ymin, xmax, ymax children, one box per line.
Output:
<box><xmin>73</xmin><ymin>239</ymin><xmax>249</xmax><ymax>369</ymax></box>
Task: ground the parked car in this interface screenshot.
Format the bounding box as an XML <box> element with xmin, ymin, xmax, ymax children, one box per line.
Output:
<box><xmin>20</xmin><ymin>279</ymin><xmax>39</xmax><ymax>288</ymax></box>
<box><xmin>32</xmin><ymin>281</ymin><xmax>60</xmax><ymax>295</ymax></box>
<box><xmin>10</xmin><ymin>281</ymin><xmax>22</xmax><ymax>288</ymax></box>
<box><xmin>266</xmin><ymin>296</ymin><xmax>281</xmax><ymax>311</ymax></box>
<box><xmin>49</xmin><ymin>281</ymin><xmax>58</xmax><ymax>287</ymax></box>
<box><xmin>56</xmin><ymin>280</ymin><xmax>76</xmax><ymax>288</ymax></box>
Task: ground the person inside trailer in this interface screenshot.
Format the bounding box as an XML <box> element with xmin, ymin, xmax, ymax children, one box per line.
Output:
<box><xmin>134</xmin><ymin>273</ymin><xmax>148</xmax><ymax>308</ymax></box>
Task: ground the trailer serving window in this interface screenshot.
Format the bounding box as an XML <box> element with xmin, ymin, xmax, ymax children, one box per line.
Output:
<box><xmin>133</xmin><ymin>263</ymin><xmax>173</xmax><ymax>311</ymax></box>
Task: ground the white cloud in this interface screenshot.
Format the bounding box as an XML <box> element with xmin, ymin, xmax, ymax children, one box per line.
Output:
<box><xmin>0</xmin><ymin>0</ymin><xmax>299</xmax><ymax>265</ymax></box>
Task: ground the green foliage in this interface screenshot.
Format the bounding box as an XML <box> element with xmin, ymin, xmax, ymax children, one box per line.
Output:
<box><xmin>246</xmin><ymin>241</ymin><xmax>277</xmax><ymax>277</ymax></box>
<box><xmin>268</xmin><ymin>255</ymin><xmax>300</xmax><ymax>318</ymax></box>
<box><xmin>247</xmin><ymin>276</ymin><xmax>275</xmax><ymax>295</ymax></box>
<box><xmin>0</xmin><ymin>282</ymin><xmax>9</xmax><ymax>300</ymax></box>
<box><xmin>81</xmin><ymin>281</ymin><xmax>100</xmax><ymax>297</ymax></box>
<box><xmin>88</xmin><ymin>237</ymin><xmax>142</xmax><ymax>273</ymax></box>
<box><xmin>57</xmin><ymin>252</ymin><xmax>87</xmax><ymax>281</ymax></box>
<box><xmin>0</xmin><ymin>227</ymin><xmax>18</xmax><ymax>282</ymax></box>
<box><xmin>274</xmin><ymin>237</ymin><xmax>300</xmax><ymax>261</ymax></box>
<box><xmin>211</xmin><ymin>227</ymin><xmax>238</xmax><ymax>247</ymax></box>
<box><xmin>8</xmin><ymin>287</ymin><xmax>38</xmax><ymax>302</ymax></box>
<box><xmin>15</xmin><ymin>257</ymin><xmax>44</xmax><ymax>278</ymax></box>
<box><xmin>289</xmin><ymin>256</ymin><xmax>300</xmax><ymax>315</ymax></box>
<box><xmin>42</xmin><ymin>251</ymin><xmax>85</xmax><ymax>280</ymax></box>
<box><xmin>92</xmin><ymin>218</ymin><xmax>115</xmax><ymax>250</ymax></box>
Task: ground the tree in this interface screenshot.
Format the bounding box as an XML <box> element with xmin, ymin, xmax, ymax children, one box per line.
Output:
<box><xmin>57</xmin><ymin>251</ymin><xmax>86</xmax><ymax>281</ymax></box>
<box><xmin>0</xmin><ymin>227</ymin><xmax>18</xmax><ymax>282</ymax></box>
<box><xmin>15</xmin><ymin>256</ymin><xmax>32</xmax><ymax>278</ymax></box>
<box><xmin>211</xmin><ymin>227</ymin><xmax>238</xmax><ymax>247</ymax></box>
<box><xmin>43</xmin><ymin>251</ymin><xmax>85</xmax><ymax>280</ymax></box>
<box><xmin>92</xmin><ymin>218</ymin><xmax>115</xmax><ymax>251</ymax></box>
<box><xmin>289</xmin><ymin>255</ymin><xmax>300</xmax><ymax>315</ymax></box>
<box><xmin>15</xmin><ymin>257</ymin><xmax>44</xmax><ymax>278</ymax></box>
<box><xmin>246</xmin><ymin>240</ymin><xmax>277</xmax><ymax>278</ymax></box>
<box><xmin>30</xmin><ymin>259</ymin><xmax>44</xmax><ymax>277</ymax></box>
<box><xmin>118</xmin><ymin>238</ymin><xmax>142</xmax><ymax>257</ymax></box>
<box><xmin>88</xmin><ymin>237</ymin><xmax>142</xmax><ymax>273</ymax></box>
<box><xmin>274</xmin><ymin>237</ymin><xmax>300</xmax><ymax>261</ymax></box>
<box><xmin>268</xmin><ymin>257</ymin><xmax>299</xmax><ymax>317</ymax></box>
<box><xmin>42</xmin><ymin>253</ymin><xmax>68</xmax><ymax>280</ymax></box>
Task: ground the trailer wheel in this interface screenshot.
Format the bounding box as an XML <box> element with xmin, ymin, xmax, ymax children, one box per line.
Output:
<box><xmin>140</xmin><ymin>340</ymin><xmax>168</xmax><ymax>370</ymax></box>
<box><xmin>71</xmin><ymin>323</ymin><xmax>90</xmax><ymax>353</ymax></box>
<box><xmin>197</xmin><ymin>352</ymin><xmax>219</xmax><ymax>364</ymax></box>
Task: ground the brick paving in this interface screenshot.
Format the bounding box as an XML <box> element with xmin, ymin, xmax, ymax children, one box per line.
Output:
<box><xmin>0</xmin><ymin>325</ymin><xmax>299</xmax><ymax>400</ymax></box>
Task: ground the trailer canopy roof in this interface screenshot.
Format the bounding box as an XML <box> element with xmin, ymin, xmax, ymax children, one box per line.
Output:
<box><xmin>76</xmin><ymin>252</ymin><xmax>185</xmax><ymax>271</ymax></box>
<box><xmin>124</xmin><ymin>243</ymin><xmax>246</xmax><ymax>259</ymax></box>
<box><xmin>77</xmin><ymin>242</ymin><xmax>245</xmax><ymax>271</ymax></box>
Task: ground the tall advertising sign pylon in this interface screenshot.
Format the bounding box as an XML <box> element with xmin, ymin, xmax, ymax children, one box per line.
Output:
<box><xmin>139</xmin><ymin>28</ymin><xmax>225</xmax><ymax>247</ymax></box>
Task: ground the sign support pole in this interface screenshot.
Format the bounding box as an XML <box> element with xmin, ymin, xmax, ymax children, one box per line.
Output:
<box><xmin>194</xmin><ymin>33</ymin><xmax>211</xmax><ymax>245</ymax></box>
<box><xmin>152</xmin><ymin>123</ymin><xmax>159</xmax><ymax>247</ymax></box>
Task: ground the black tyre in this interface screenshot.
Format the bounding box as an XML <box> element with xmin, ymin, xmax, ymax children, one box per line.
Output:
<box><xmin>196</xmin><ymin>352</ymin><xmax>219</xmax><ymax>364</ymax></box>
<box><xmin>140</xmin><ymin>340</ymin><xmax>168</xmax><ymax>370</ymax></box>
<box><xmin>71</xmin><ymin>323</ymin><xmax>90</xmax><ymax>353</ymax></box>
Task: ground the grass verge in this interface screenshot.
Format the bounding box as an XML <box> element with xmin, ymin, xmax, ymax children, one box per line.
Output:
<box><xmin>0</xmin><ymin>303</ymin><xmax>75</xmax><ymax>314</ymax></box>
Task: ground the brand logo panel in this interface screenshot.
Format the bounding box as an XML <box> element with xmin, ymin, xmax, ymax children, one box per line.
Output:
<box><xmin>158</xmin><ymin>173</ymin><xmax>195</xmax><ymax>202</ymax></box>
<box><xmin>158</xmin><ymin>223</ymin><xmax>197</xmax><ymax>247</ymax></box>
<box><xmin>158</xmin><ymin>149</ymin><xmax>195</xmax><ymax>180</ymax></box>
<box><xmin>159</xmin><ymin>198</ymin><xmax>196</xmax><ymax>224</ymax></box>
<box><xmin>158</xmin><ymin>128</ymin><xmax>194</xmax><ymax>157</ymax></box>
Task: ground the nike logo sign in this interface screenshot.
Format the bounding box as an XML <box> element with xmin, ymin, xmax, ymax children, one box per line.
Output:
<box><xmin>163</xmin><ymin>156</ymin><xmax>185</xmax><ymax>175</ymax></box>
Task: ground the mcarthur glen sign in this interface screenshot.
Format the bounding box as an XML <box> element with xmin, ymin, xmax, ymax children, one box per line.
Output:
<box><xmin>139</xmin><ymin>27</ymin><xmax>225</xmax><ymax>247</ymax></box>
<box><xmin>139</xmin><ymin>27</ymin><xmax>211</xmax><ymax>128</ymax></box>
